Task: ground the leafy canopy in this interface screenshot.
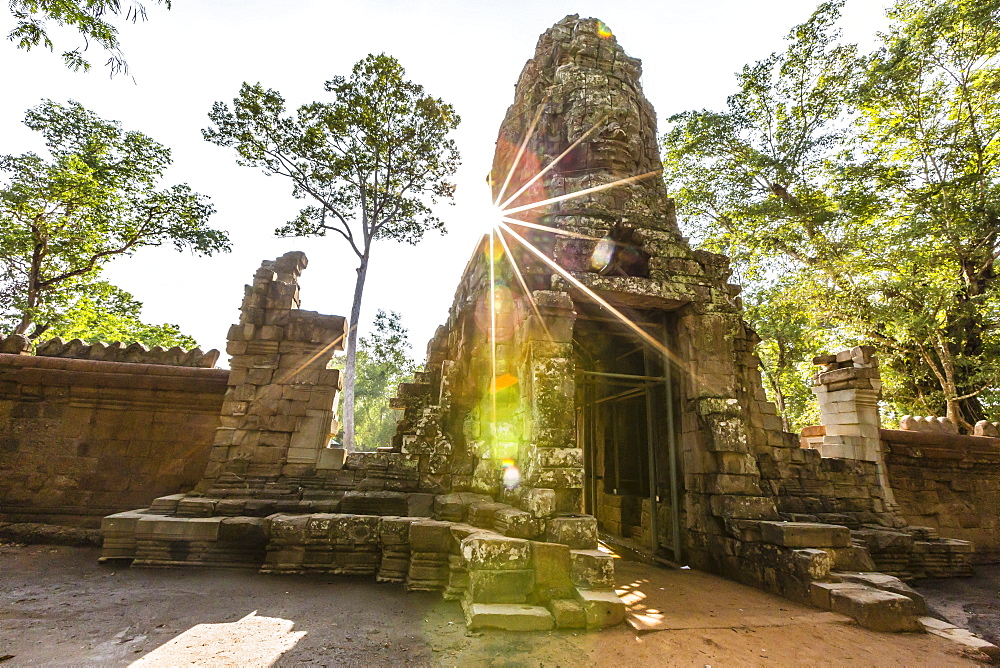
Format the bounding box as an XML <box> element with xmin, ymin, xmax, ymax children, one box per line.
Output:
<box><xmin>203</xmin><ymin>53</ymin><xmax>461</xmax><ymax>258</ymax></box>
<box><xmin>44</xmin><ymin>280</ymin><xmax>197</xmax><ymax>348</ymax></box>
<box><xmin>0</xmin><ymin>99</ymin><xmax>229</xmax><ymax>337</ymax></box>
<box><xmin>7</xmin><ymin>0</ymin><xmax>171</xmax><ymax>75</ymax></box>
<box><xmin>662</xmin><ymin>0</ymin><xmax>1000</xmax><ymax>429</ymax></box>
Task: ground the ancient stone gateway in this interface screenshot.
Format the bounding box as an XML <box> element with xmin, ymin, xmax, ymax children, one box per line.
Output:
<box><xmin>99</xmin><ymin>15</ymin><xmax>974</xmax><ymax>634</ymax></box>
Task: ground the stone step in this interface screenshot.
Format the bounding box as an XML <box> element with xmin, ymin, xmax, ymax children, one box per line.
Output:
<box><xmin>832</xmin><ymin>571</ymin><xmax>926</xmax><ymax>614</ymax></box>
<box><xmin>462</xmin><ymin>602</ymin><xmax>554</xmax><ymax>631</ymax></box>
<box><xmin>759</xmin><ymin>521</ymin><xmax>852</xmax><ymax>548</ymax></box>
<box><xmin>396</xmin><ymin>382</ymin><xmax>431</xmax><ymax>397</ymax></box>
<box><xmin>810</xmin><ymin>580</ymin><xmax>922</xmax><ymax>632</ymax></box>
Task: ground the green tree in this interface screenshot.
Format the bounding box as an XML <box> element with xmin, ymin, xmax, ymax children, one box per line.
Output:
<box><xmin>203</xmin><ymin>54</ymin><xmax>460</xmax><ymax>450</ymax></box>
<box><xmin>858</xmin><ymin>0</ymin><xmax>1000</xmax><ymax>426</ymax></box>
<box><xmin>7</xmin><ymin>0</ymin><xmax>170</xmax><ymax>75</ymax></box>
<box><xmin>0</xmin><ymin>99</ymin><xmax>229</xmax><ymax>338</ymax></box>
<box><xmin>44</xmin><ymin>280</ymin><xmax>197</xmax><ymax>348</ymax></box>
<box><xmin>662</xmin><ymin>1</ymin><xmax>874</xmax><ymax>427</ymax></box>
<box><xmin>746</xmin><ymin>281</ymin><xmax>829</xmax><ymax>432</ymax></box>
<box><xmin>333</xmin><ymin>310</ymin><xmax>417</xmax><ymax>451</ymax></box>
<box><xmin>662</xmin><ymin>0</ymin><xmax>1000</xmax><ymax>431</ymax></box>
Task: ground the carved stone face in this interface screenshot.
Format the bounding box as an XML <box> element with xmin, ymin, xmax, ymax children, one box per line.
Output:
<box><xmin>491</xmin><ymin>15</ymin><xmax>669</xmax><ymax>224</ymax></box>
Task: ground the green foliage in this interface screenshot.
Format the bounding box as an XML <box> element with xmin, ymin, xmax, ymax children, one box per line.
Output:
<box><xmin>332</xmin><ymin>310</ymin><xmax>417</xmax><ymax>451</ymax></box>
<box><xmin>663</xmin><ymin>0</ymin><xmax>1000</xmax><ymax>430</ymax></box>
<box><xmin>45</xmin><ymin>280</ymin><xmax>197</xmax><ymax>348</ymax></box>
<box><xmin>0</xmin><ymin>99</ymin><xmax>229</xmax><ymax>337</ymax></box>
<box><xmin>203</xmin><ymin>54</ymin><xmax>461</xmax><ymax>254</ymax></box>
<box><xmin>7</xmin><ymin>0</ymin><xmax>171</xmax><ymax>75</ymax></box>
<box><xmin>204</xmin><ymin>53</ymin><xmax>460</xmax><ymax>449</ymax></box>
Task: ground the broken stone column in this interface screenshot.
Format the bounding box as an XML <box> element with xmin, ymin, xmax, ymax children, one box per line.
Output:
<box><xmin>812</xmin><ymin>346</ymin><xmax>883</xmax><ymax>461</ymax></box>
<box><xmin>198</xmin><ymin>251</ymin><xmax>347</xmax><ymax>494</ymax></box>
<box><xmin>812</xmin><ymin>346</ymin><xmax>896</xmax><ymax>509</ymax></box>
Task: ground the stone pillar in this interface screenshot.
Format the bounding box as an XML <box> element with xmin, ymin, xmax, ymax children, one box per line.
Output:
<box><xmin>198</xmin><ymin>251</ymin><xmax>347</xmax><ymax>492</ymax></box>
<box><xmin>811</xmin><ymin>346</ymin><xmax>883</xmax><ymax>461</ymax></box>
<box><xmin>518</xmin><ymin>290</ymin><xmax>582</xmax><ymax>515</ymax></box>
<box><xmin>812</xmin><ymin>346</ymin><xmax>897</xmax><ymax>509</ymax></box>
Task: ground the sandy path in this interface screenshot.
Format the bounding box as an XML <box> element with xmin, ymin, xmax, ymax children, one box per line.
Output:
<box><xmin>0</xmin><ymin>544</ymin><xmax>980</xmax><ymax>666</ymax></box>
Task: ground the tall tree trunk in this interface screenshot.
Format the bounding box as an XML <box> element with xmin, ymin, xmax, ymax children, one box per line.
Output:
<box><xmin>13</xmin><ymin>314</ymin><xmax>32</xmax><ymax>336</ymax></box>
<box><xmin>342</xmin><ymin>254</ymin><xmax>369</xmax><ymax>451</ymax></box>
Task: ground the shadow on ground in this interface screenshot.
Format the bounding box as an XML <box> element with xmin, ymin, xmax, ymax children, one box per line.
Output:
<box><xmin>0</xmin><ymin>543</ymin><xmax>984</xmax><ymax>666</ymax></box>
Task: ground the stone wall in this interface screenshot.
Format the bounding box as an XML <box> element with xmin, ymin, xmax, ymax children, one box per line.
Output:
<box><xmin>197</xmin><ymin>251</ymin><xmax>348</xmax><ymax>496</ymax></box>
<box><xmin>883</xmin><ymin>428</ymin><xmax>1000</xmax><ymax>562</ymax></box>
<box><xmin>0</xmin><ymin>353</ymin><xmax>228</xmax><ymax>527</ymax></box>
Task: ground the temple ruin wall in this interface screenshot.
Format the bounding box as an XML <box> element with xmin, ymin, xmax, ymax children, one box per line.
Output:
<box><xmin>0</xmin><ymin>353</ymin><xmax>227</xmax><ymax>527</ymax></box>
<box><xmin>882</xmin><ymin>428</ymin><xmax>1000</xmax><ymax>562</ymax></box>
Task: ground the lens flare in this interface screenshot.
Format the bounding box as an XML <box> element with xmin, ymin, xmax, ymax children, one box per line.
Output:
<box><xmin>491</xmin><ymin>373</ymin><xmax>519</xmax><ymax>393</ymax></box>
<box><xmin>597</xmin><ymin>21</ymin><xmax>613</xmax><ymax>39</ymax></box>
<box><xmin>501</xmin><ymin>460</ymin><xmax>521</xmax><ymax>490</ymax></box>
<box><xmin>590</xmin><ymin>236</ymin><xmax>616</xmax><ymax>272</ymax></box>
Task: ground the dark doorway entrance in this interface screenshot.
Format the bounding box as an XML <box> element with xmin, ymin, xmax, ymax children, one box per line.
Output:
<box><xmin>573</xmin><ymin>303</ymin><xmax>683</xmax><ymax>562</ymax></box>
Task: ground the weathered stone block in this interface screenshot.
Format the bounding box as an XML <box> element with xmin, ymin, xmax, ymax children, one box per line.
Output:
<box><xmin>530</xmin><ymin>540</ymin><xmax>574</xmax><ymax>601</ymax></box>
<box><xmin>218</xmin><ymin>517</ymin><xmax>268</xmax><ymax>546</ymax></box>
<box><xmin>493</xmin><ymin>507</ymin><xmax>543</xmax><ymax>539</ymax></box>
<box><xmin>810</xmin><ymin>581</ymin><xmax>868</xmax><ymax>609</ymax></box>
<box><xmin>136</xmin><ymin>516</ymin><xmax>222</xmax><ymax>542</ymax></box>
<box><xmin>463</xmin><ymin>603</ymin><xmax>554</xmax><ymax>631</ymax></box>
<box><xmin>529</xmin><ymin>466</ymin><xmax>585</xmax><ymax>489</ymax></box>
<box><xmin>709</xmin><ymin>495</ymin><xmax>776</xmax><ymax>520</ymax></box>
<box><xmin>433</xmin><ymin>493</ymin><xmax>466</xmax><ymax>522</ymax></box>
<box><xmin>522</xmin><ymin>488</ymin><xmax>557</xmax><ymax>518</ymax></box>
<box><xmin>791</xmin><ymin>548</ymin><xmax>834</xmax><ymax>581</ymax></box>
<box><xmin>544</xmin><ymin>515</ymin><xmax>598</xmax><ymax>549</ymax></box>
<box><xmin>835</xmin><ymin>572</ymin><xmax>927</xmax><ymax>614</ymax></box>
<box><xmin>409</xmin><ymin>520</ymin><xmax>454</xmax><ymax>552</ymax></box>
<box><xmin>467</xmin><ymin>568</ymin><xmax>535</xmax><ymax>604</ymax></box>
<box><xmin>829</xmin><ymin>587</ymin><xmax>922</xmax><ymax>632</ymax></box>
<box><xmin>760</xmin><ymin>521</ymin><xmax>852</xmax><ymax>548</ymax></box>
<box><xmin>570</xmin><ymin>549</ymin><xmax>615</xmax><ymax>589</ymax></box>
<box><xmin>574</xmin><ymin>588</ymin><xmax>626</xmax><ymax>629</ymax></box>
<box><xmin>461</xmin><ymin>534</ymin><xmax>531</xmax><ymax>570</ymax></box>
<box><xmin>549</xmin><ymin>598</ymin><xmax>587</xmax><ymax>629</ymax></box>
<box><xmin>316</xmin><ymin>447</ymin><xmax>346</xmax><ymax>470</ymax></box>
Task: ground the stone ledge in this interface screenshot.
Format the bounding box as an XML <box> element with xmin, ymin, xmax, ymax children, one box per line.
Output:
<box><xmin>759</xmin><ymin>521</ymin><xmax>852</xmax><ymax>548</ymax></box>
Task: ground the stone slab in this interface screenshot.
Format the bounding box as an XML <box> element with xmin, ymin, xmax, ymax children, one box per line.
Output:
<box><xmin>829</xmin><ymin>587</ymin><xmax>922</xmax><ymax>632</ymax></box>
<box><xmin>463</xmin><ymin>603</ymin><xmax>554</xmax><ymax>631</ymax></box>
<box><xmin>549</xmin><ymin>598</ymin><xmax>586</xmax><ymax>629</ymax></box>
<box><xmin>759</xmin><ymin>521</ymin><xmax>852</xmax><ymax>548</ymax></box>
<box><xmin>574</xmin><ymin>588</ymin><xmax>626</xmax><ymax>629</ymax></box>
<box><xmin>461</xmin><ymin>534</ymin><xmax>531</xmax><ymax>570</ymax></box>
<box><xmin>833</xmin><ymin>572</ymin><xmax>927</xmax><ymax>614</ymax></box>
<box><xmin>316</xmin><ymin>447</ymin><xmax>346</xmax><ymax>470</ymax></box>
<box><xmin>467</xmin><ymin>569</ymin><xmax>535</xmax><ymax>604</ymax></box>
<box><xmin>135</xmin><ymin>516</ymin><xmax>223</xmax><ymax>542</ymax></box>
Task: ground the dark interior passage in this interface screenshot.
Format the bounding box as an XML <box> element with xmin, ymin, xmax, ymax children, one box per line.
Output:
<box><xmin>573</xmin><ymin>303</ymin><xmax>683</xmax><ymax>561</ymax></box>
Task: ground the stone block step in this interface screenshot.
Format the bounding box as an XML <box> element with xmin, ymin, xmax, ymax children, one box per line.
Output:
<box><xmin>759</xmin><ymin>521</ymin><xmax>851</xmax><ymax>548</ymax></box>
<box><xmin>832</xmin><ymin>571</ymin><xmax>926</xmax><ymax>614</ymax></box>
<box><xmin>829</xmin><ymin>586</ymin><xmax>922</xmax><ymax>632</ymax></box>
<box><xmin>463</xmin><ymin>602</ymin><xmax>554</xmax><ymax>631</ymax></box>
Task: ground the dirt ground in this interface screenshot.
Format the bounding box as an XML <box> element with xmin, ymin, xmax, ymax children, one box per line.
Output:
<box><xmin>0</xmin><ymin>542</ymin><xmax>989</xmax><ymax>667</ymax></box>
<box><xmin>915</xmin><ymin>564</ymin><xmax>1000</xmax><ymax>648</ymax></box>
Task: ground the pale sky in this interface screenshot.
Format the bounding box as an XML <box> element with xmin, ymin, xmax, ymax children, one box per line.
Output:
<box><xmin>0</xmin><ymin>0</ymin><xmax>890</xmax><ymax>364</ymax></box>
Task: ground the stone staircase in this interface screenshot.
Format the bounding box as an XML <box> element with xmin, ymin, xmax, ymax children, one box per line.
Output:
<box><xmin>100</xmin><ymin>490</ymin><xmax>625</xmax><ymax>631</ymax></box>
<box><xmin>748</xmin><ymin>521</ymin><xmax>927</xmax><ymax>632</ymax></box>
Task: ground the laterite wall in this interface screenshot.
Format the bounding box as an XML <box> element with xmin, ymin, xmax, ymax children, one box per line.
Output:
<box><xmin>883</xmin><ymin>428</ymin><xmax>1000</xmax><ymax>562</ymax></box>
<box><xmin>0</xmin><ymin>353</ymin><xmax>228</xmax><ymax>527</ymax></box>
